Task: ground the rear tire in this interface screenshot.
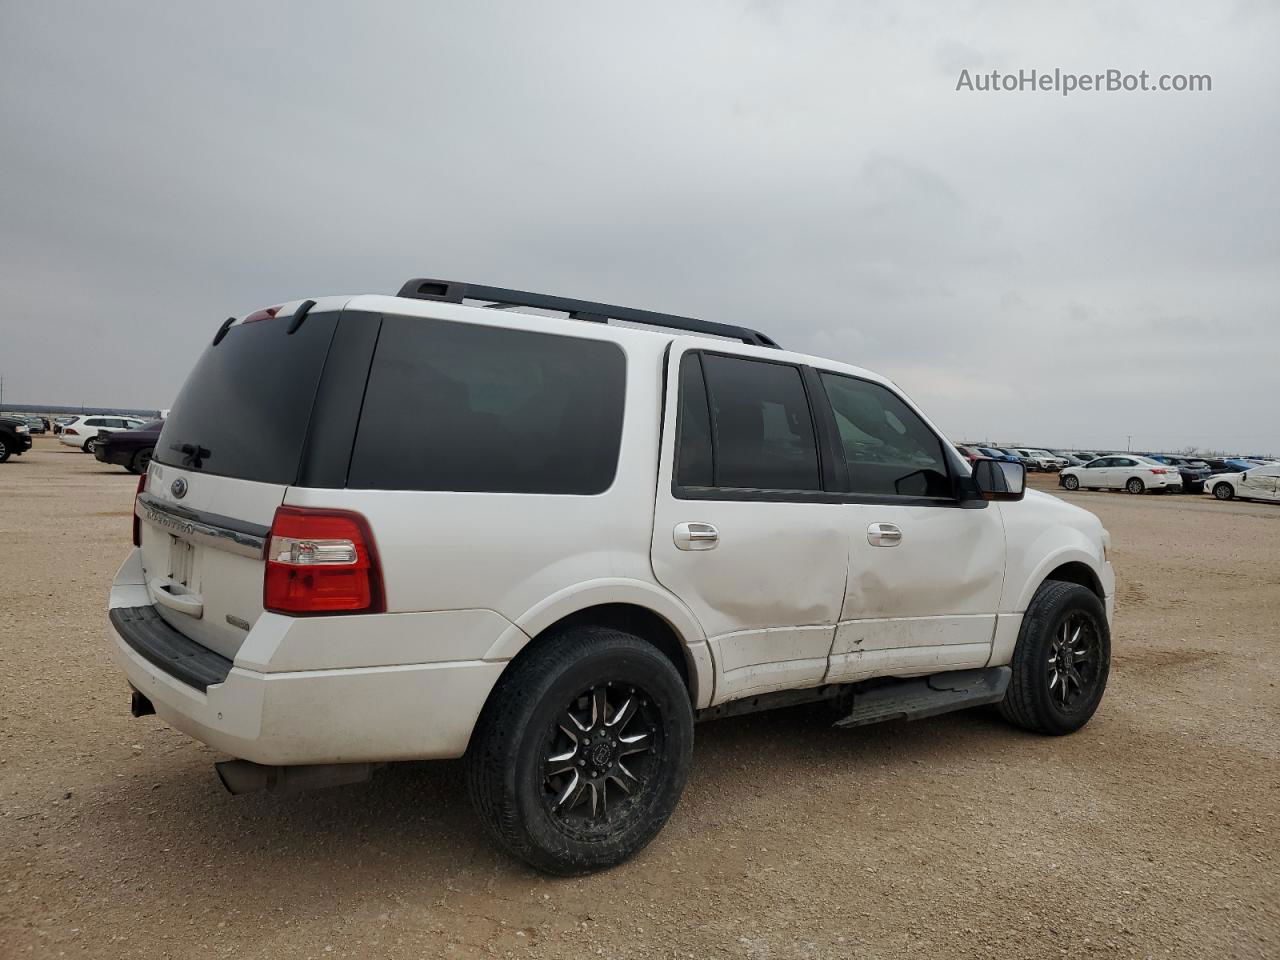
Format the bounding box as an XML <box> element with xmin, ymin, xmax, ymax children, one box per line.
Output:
<box><xmin>466</xmin><ymin>626</ymin><xmax>694</xmax><ymax>875</ymax></box>
<box><xmin>1213</xmin><ymin>482</ymin><xmax>1234</xmax><ymax>501</ymax></box>
<box><xmin>83</xmin><ymin>437</ymin><xmax>97</xmax><ymax>453</ymax></box>
<box><xmin>1125</xmin><ymin>477</ymin><xmax>1145</xmax><ymax>495</ymax></box>
<box><xmin>130</xmin><ymin>447</ymin><xmax>154</xmax><ymax>474</ymax></box>
<box><xmin>1062</xmin><ymin>475</ymin><xmax>1080</xmax><ymax>491</ymax></box>
<box><xmin>999</xmin><ymin>581</ymin><xmax>1110</xmax><ymax>736</ymax></box>
<box><xmin>0</xmin><ymin>439</ymin><xmax>9</xmax><ymax>463</ymax></box>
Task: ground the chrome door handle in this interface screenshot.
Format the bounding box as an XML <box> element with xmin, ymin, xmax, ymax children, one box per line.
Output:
<box><xmin>674</xmin><ymin>522</ymin><xmax>719</xmax><ymax>551</ymax></box>
<box><xmin>867</xmin><ymin>522</ymin><xmax>902</xmax><ymax>547</ymax></box>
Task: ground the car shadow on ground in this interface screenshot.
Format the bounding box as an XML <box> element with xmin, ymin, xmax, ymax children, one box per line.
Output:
<box><xmin>77</xmin><ymin>703</ymin><xmax>1024</xmax><ymax>896</ymax></box>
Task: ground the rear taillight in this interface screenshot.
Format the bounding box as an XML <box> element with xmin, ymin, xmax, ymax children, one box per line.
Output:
<box><xmin>1150</xmin><ymin>468</ymin><xmax>1167</xmax><ymax>474</ymax></box>
<box><xmin>64</xmin><ymin>427</ymin><xmax>79</xmax><ymax>436</ymax></box>
<box><xmin>132</xmin><ymin>471</ymin><xmax>147</xmax><ymax>547</ymax></box>
<box><xmin>263</xmin><ymin>507</ymin><xmax>384</xmax><ymax>615</ymax></box>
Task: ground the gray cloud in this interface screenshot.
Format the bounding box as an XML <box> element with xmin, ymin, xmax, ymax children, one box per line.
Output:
<box><xmin>1</xmin><ymin>0</ymin><xmax>1277</xmax><ymax>453</ymax></box>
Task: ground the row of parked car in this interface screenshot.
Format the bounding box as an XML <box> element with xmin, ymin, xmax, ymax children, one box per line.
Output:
<box><xmin>0</xmin><ymin>413</ymin><xmax>163</xmax><ymax>471</ymax></box>
<box><xmin>952</xmin><ymin>442</ymin><xmax>1279</xmax><ymax>502</ymax></box>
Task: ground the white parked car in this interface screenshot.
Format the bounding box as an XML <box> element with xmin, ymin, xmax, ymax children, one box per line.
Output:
<box><xmin>1206</xmin><ymin>464</ymin><xmax>1280</xmax><ymax>502</ymax></box>
<box><xmin>58</xmin><ymin>415</ymin><xmax>145</xmax><ymax>453</ymax></box>
<box><xmin>1012</xmin><ymin>448</ymin><xmax>1067</xmax><ymax>471</ymax></box>
<box><xmin>1059</xmin><ymin>455</ymin><xmax>1182</xmax><ymax>494</ymax></box>
<box><xmin>108</xmin><ymin>278</ymin><xmax>1115</xmax><ymax>875</ymax></box>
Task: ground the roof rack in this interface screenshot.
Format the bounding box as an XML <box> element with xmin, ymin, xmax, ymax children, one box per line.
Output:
<box><xmin>395</xmin><ymin>278</ymin><xmax>780</xmax><ymax>348</ymax></box>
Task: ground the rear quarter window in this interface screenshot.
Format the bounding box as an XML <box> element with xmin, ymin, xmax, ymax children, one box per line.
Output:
<box><xmin>347</xmin><ymin>316</ymin><xmax>626</xmax><ymax>494</ymax></box>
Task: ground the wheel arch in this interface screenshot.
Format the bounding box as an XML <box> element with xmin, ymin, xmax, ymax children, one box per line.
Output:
<box><xmin>484</xmin><ymin>579</ymin><xmax>714</xmax><ymax>709</ymax></box>
<box><xmin>1012</xmin><ymin>547</ymin><xmax>1110</xmax><ymax>613</ymax></box>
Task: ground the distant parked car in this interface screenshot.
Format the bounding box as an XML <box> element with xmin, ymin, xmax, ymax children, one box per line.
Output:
<box><xmin>94</xmin><ymin>419</ymin><xmax>163</xmax><ymax>474</ymax></box>
<box><xmin>977</xmin><ymin>446</ymin><xmax>1024</xmax><ymax>466</ymax></box>
<box><xmin>1009</xmin><ymin>448</ymin><xmax>1061</xmax><ymax>472</ymax></box>
<box><xmin>953</xmin><ymin>444</ymin><xmax>991</xmax><ymax>466</ymax></box>
<box><xmin>1206</xmin><ymin>464</ymin><xmax>1280</xmax><ymax>503</ymax></box>
<box><xmin>1059</xmin><ymin>456</ymin><xmax>1183</xmax><ymax>494</ymax></box>
<box><xmin>1203</xmin><ymin>458</ymin><xmax>1258</xmax><ymax>475</ymax></box>
<box><xmin>57</xmin><ymin>415</ymin><xmax>146</xmax><ymax>453</ymax></box>
<box><xmin>1141</xmin><ymin>455</ymin><xmax>1210</xmax><ymax>494</ymax></box>
<box><xmin>23</xmin><ymin>417</ymin><xmax>47</xmax><ymax>434</ymax></box>
<box><xmin>0</xmin><ymin>416</ymin><xmax>34</xmax><ymax>463</ymax></box>
<box><xmin>52</xmin><ymin>416</ymin><xmax>77</xmax><ymax>434</ymax></box>
<box><xmin>1048</xmin><ymin>450</ymin><xmax>1086</xmax><ymax>467</ymax></box>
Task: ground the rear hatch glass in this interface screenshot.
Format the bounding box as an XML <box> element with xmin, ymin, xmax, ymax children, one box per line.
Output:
<box><xmin>156</xmin><ymin>310</ymin><xmax>339</xmax><ymax>483</ymax></box>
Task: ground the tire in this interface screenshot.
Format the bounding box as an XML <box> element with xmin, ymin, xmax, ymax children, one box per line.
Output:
<box><xmin>130</xmin><ymin>447</ymin><xmax>154</xmax><ymax>475</ymax></box>
<box><xmin>466</xmin><ymin>626</ymin><xmax>694</xmax><ymax>875</ymax></box>
<box><xmin>999</xmin><ymin>580</ymin><xmax>1110</xmax><ymax>736</ymax></box>
<box><xmin>1213</xmin><ymin>482</ymin><xmax>1234</xmax><ymax>501</ymax></box>
<box><xmin>1125</xmin><ymin>477</ymin><xmax>1145</xmax><ymax>495</ymax></box>
<box><xmin>1062</xmin><ymin>475</ymin><xmax>1080</xmax><ymax>491</ymax></box>
<box><xmin>83</xmin><ymin>437</ymin><xmax>97</xmax><ymax>453</ymax></box>
<box><xmin>0</xmin><ymin>438</ymin><xmax>9</xmax><ymax>463</ymax></box>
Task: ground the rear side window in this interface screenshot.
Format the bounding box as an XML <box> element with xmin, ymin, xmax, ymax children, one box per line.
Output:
<box><xmin>819</xmin><ymin>373</ymin><xmax>950</xmax><ymax>498</ymax></box>
<box><xmin>348</xmin><ymin>316</ymin><xmax>625</xmax><ymax>494</ymax></box>
<box><xmin>677</xmin><ymin>352</ymin><xmax>820</xmax><ymax>491</ymax></box>
<box><xmin>157</xmin><ymin>311</ymin><xmax>340</xmax><ymax>483</ymax></box>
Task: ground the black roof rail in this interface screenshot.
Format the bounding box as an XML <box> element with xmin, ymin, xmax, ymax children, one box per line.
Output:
<box><xmin>395</xmin><ymin>278</ymin><xmax>780</xmax><ymax>348</ymax></box>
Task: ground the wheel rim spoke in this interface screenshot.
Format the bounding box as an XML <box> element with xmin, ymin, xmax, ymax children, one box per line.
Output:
<box><xmin>618</xmin><ymin>731</ymin><xmax>652</xmax><ymax>756</ymax></box>
<box><xmin>606</xmin><ymin>695</ymin><xmax>638</xmax><ymax>730</ymax></box>
<box><xmin>545</xmin><ymin>747</ymin><xmax>576</xmax><ymax>779</ymax></box>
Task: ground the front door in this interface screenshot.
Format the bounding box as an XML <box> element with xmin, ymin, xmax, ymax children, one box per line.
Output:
<box><xmin>813</xmin><ymin>371</ymin><xmax>1006</xmax><ymax>681</ymax></box>
<box><xmin>650</xmin><ymin>345</ymin><xmax>848</xmax><ymax>705</ymax></box>
<box><xmin>1240</xmin><ymin>466</ymin><xmax>1280</xmax><ymax>500</ymax></box>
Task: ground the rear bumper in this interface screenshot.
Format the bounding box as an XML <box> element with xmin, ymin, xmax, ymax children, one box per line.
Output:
<box><xmin>107</xmin><ymin>550</ymin><xmax>507</xmax><ymax>765</ymax></box>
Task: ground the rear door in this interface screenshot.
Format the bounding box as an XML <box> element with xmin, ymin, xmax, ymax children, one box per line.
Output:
<box><xmin>136</xmin><ymin>307</ymin><xmax>353</xmax><ymax>660</ymax></box>
<box><xmin>651</xmin><ymin>345</ymin><xmax>848</xmax><ymax>704</ymax></box>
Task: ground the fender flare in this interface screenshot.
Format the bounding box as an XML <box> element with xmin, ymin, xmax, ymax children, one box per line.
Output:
<box><xmin>1012</xmin><ymin>545</ymin><xmax>1108</xmax><ymax>613</ymax></box>
<box><xmin>484</xmin><ymin>578</ymin><xmax>715</xmax><ymax>709</ymax></box>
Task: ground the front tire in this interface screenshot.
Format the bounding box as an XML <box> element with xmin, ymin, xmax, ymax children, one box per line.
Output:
<box><xmin>1213</xmin><ymin>482</ymin><xmax>1234</xmax><ymax>501</ymax></box>
<box><xmin>466</xmin><ymin>626</ymin><xmax>694</xmax><ymax>875</ymax></box>
<box><xmin>999</xmin><ymin>581</ymin><xmax>1110</xmax><ymax>736</ymax></box>
<box><xmin>0</xmin><ymin>439</ymin><xmax>9</xmax><ymax>463</ymax></box>
<box><xmin>1062</xmin><ymin>475</ymin><xmax>1080</xmax><ymax>491</ymax></box>
<box><xmin>1125</xmin><ymin>477</ymin><xmax>1145</xmax><ymax>495</ymax></box>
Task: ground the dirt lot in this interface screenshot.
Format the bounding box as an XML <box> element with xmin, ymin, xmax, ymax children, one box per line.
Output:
<box><xmin>1</xmin><ymin>438</ymin><xmax>1276</xmax><ymax>959</ymax></box>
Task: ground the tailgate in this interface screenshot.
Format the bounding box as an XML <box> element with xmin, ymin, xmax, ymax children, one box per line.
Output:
<box><xmin>136</xmin><ymin>463</ymin><xmax>286</xmax><ymax>660</ymax></box>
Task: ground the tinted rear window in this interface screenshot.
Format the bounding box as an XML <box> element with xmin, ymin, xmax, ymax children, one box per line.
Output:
<box><xmin>347</xmin><ymin>316</ymin><xmax>625</xmax><ymax>494</ymax></box>
<box><xmin>157</xmin><ymin>311</ymin><xmax>339</xmax><ymax>483</ymax></box>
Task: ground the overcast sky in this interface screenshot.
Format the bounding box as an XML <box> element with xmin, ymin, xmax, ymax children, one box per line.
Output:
<box><xmin>2</xmin><ymin>1</ymin><xmax>1276</xmax><ymax>453</ymax></box>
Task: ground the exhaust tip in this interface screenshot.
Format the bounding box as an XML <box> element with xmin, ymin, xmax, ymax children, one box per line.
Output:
<box><xmin>130</xmin><ymin>688</ymin><xmax>155</xmax><ymax>718</ymax></box>
<box><xmin>215</xmin><ymin>759</ymin><xmax>272</xmax><ymax>795</ymax></box>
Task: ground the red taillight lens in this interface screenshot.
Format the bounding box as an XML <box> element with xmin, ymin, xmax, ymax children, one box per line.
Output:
<box><xmin>263</xmin><ymin>507</ymin><xmax>384</xmax><ymax>615</ymax></box>
<box><xmin>1150</xmin><ymin>468</ymin><xmax>1167</xmax><ymax>474</ymax></box>
<box><xmin>64</xmin><ymin>427</ymin><xmax>79</xmax><ymax>436</ymax></box>
<box><xmin>132</xmin><ymin>471</ymin><xmax>147</xmax><ymax>547</ymax></box>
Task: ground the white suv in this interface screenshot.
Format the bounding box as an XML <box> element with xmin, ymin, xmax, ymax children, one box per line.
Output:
<box><xmin>108</xmin><ymin>279</ymin><xmax>1115</xmax><ymax>874</ymax></box>
<box><xmin>58</xmin><ymin>414</ymin><xmax>145</xmax><ymax>452</ymax></box>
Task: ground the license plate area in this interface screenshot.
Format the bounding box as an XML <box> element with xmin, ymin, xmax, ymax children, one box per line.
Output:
<box><xmin>169</xmin><ymin>536</ymin><xmax>196</xmax><ymax>588</ymax></box>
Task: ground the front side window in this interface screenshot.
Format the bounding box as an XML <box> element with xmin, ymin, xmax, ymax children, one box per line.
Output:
<box><xmin>676</xmin><ymin>353</ymin><xmax>820</xmax><ymax>492</ymax></box>
<box><xmin>349</xmin><ymin>316</ymin><xmax>626</xmax><ymax>494</ymax></box>
<box><xmin>819</xmin><ymin>373</ymin><xmax>950</xmax><ymax>498</ymax></box>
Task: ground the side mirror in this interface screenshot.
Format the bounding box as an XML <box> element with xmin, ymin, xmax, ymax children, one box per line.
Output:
<box><xmin>973</xmin><ymin>458</ymin><xmax>1026</xmax><ymax>501</ymax></box>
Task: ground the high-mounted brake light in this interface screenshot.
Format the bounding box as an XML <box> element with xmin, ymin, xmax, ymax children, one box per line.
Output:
<box><xmin>242</xmin><ymin>305</ymin><xmax>282</xmax><ymax>324</ymax></box>
<box><xmin>263</xmin><ymin>507</ymin><xmax>384</xmax><ymax>615</ymax></box>
<box><xmin>132</xmin><ymin>471</ymin><xmax>147</xmax><ymax>547</ymax></box>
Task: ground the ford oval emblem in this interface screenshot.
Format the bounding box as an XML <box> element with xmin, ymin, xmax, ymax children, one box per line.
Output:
<box><xmin>171</xmin><ymin>477</ymin><xmax>188</xmax><ymax>499</ymax></box>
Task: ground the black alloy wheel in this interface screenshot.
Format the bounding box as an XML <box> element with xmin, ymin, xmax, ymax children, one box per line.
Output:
<box><xmin>999</xmin><ymin>580</ymin><xmax>1111</xmax><ymax>735</ymax></box>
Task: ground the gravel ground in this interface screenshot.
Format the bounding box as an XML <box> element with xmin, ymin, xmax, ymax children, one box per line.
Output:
<box><xmin>2</xmin><ymin>438</ymin><xmax>1277</xmax><ymax>959</ymax></box>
